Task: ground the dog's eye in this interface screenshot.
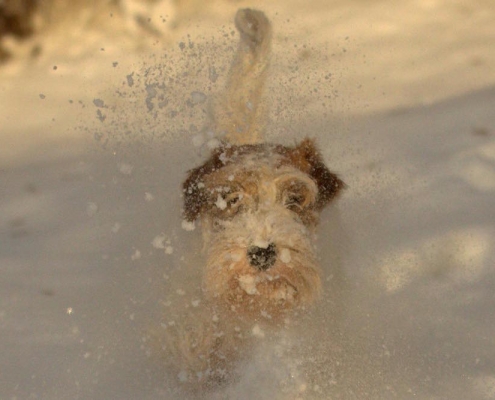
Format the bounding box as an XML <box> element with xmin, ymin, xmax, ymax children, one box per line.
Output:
<box><xmin>285</xmin><ymin>192</ymin><xmax>304</xmax><ymax>206</ymax></box>
<box><xmin>285</xmin><ymin>192</ymin><xmax>305</xmax><ymax>208</ymax></box>
<box><xmin>282</xmin><ymin>181</ymin><xmax>311</xmax><ymax>211</ymax></box>
<box><xmin>226</xmin><ymin>194</ymin><xmax>240</xmax><ymax>207</ymax></box>
<box><xmin>211</xmin><ymin>191</ymin><xmax>243</xmax><ymax>219</ymax></box>
<box><xmin>223</xmin><ymin>192</ymin><xmax>243</xmax><ymax>209</ymax></box>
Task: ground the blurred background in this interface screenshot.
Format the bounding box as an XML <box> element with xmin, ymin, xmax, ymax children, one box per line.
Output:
<box><xmin>2</xmin><ymin>0</ymin><xmax>495</xmax><ymax>158</ymax></box>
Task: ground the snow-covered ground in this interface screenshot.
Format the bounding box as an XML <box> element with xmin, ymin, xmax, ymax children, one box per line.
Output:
<box><xmin>1</xmin><ymin>1</ymin><xmax>495</xmax><ymax>399</ymax></box>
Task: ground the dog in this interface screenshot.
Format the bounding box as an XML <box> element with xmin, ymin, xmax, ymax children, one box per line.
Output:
<box><xmin>159</xmin><ymin>8</ymin><xmax>345</xmax><ymax>389</ymax></box>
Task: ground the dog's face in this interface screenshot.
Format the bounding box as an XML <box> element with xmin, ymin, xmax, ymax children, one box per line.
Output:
<box><xmin>183</xmin><ymin>139</ymin><xmax>344</xmax><ymax>321</ymax></box>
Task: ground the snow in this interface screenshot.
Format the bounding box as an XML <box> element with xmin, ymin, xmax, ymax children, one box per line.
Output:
<box><xmin>118</xmin><ymin>163</ymin><xmax>134</xmax><ymax>175</ymax></box>
<box><xmin>151</xmin><ymin>233</ymin><xmax>168</xmax><ymax>249</ymax></box>
<box><xmin>1</xmin><ymin>1</ymin><xmax>495</xmax><ymax>399</ymax></box>
<box><xmin>214</xmin><ymin>194</ymin><xmax>227</xmax><ymax>210</ymax></box>
<box><xmin>190</xmin><ymin>91</ymin><xmax>207</xmax><ymax>105</ymax></box>
<box><xmin>144</xmin><ymin>192</ymin><xmax>154</xmax><ymax>201</ymax></box>
<box><xmin>251</xmin><ymin>324</ymin><xmax>265</xmax><ymax>339</ymax></box>
<box><xmin>238</xmin><ymin>274</ymin><xmax>259</xmax><ymax>295</ymax></box>
<box><xmin>181</xmin><ymin>220</ymin><xmax>195</xmax><ymax>231</ymax></box>
<box><xmin>279</xmin><ymin>248</ymin><xmax>292</xmax><ymax>263</ymax></box>
<box><xmin>131</xmin><ymin>249</ymin><xmax>141</xmax><ymax>260</ymax></box>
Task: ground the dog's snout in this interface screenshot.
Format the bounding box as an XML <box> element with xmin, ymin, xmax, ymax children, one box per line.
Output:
<box><xmin>247</xmin><ymin>243</ymin><xmax>277</xmax><ymax>271</ymax></box>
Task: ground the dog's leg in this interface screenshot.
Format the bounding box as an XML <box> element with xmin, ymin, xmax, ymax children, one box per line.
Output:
<box><xmin>212</xmin><ymin>8</ymin><xmax>272</xmax><ymax>145</ymax></box>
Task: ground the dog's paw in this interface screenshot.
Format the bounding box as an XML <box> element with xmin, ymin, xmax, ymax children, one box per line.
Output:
<box><xmin>155</xmin><ymin>308</ymin><xmax>239</xmax><ymax>387</ymax></box>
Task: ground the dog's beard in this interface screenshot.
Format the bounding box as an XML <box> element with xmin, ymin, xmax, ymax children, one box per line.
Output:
<box><xmin>201</xmin><ymin>208</ymin><xmax>322</xmax><ymax>321</ymax></box>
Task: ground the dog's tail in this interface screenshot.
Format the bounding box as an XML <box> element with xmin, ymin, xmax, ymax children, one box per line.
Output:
<box><xmin>211</xmin><ymin>8</ymin><xmax>272</xmax><ymax>145</ymax></box>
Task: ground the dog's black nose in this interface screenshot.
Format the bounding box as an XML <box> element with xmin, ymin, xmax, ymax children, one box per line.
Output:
<box><xmin>247</xmin><ymin>243</ymin><xmax>277</xmax><ymax>271</ymax></box>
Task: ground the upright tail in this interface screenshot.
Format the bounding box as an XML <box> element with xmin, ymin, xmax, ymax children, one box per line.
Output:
<box><xmin>211</xmin><ymin>8</ymin><xmax>272</xmax><ymax>145</ymax></box>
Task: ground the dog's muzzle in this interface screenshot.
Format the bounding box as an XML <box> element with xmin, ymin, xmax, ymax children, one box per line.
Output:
<box><xmin>247</xmin><ymin>243</ymin><xmax>277</xmax><ymax>271</ymax></box>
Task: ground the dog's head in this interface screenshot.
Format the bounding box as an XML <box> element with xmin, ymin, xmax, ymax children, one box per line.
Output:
<box><xmin>182</xmin><ymin>138</ymin><xmax>345</xmax><ymax>320</ymax></box>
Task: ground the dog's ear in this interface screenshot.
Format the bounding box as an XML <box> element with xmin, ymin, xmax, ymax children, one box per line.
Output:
<box><xmin>183</xmin><ymin>148</ymin><xmax>226</xmax><ymax>221</ymax></box>
<box><xmin>287</xmin><ymin>138</ymin><xmax>345</xmax><ymax>210</ymax></box>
